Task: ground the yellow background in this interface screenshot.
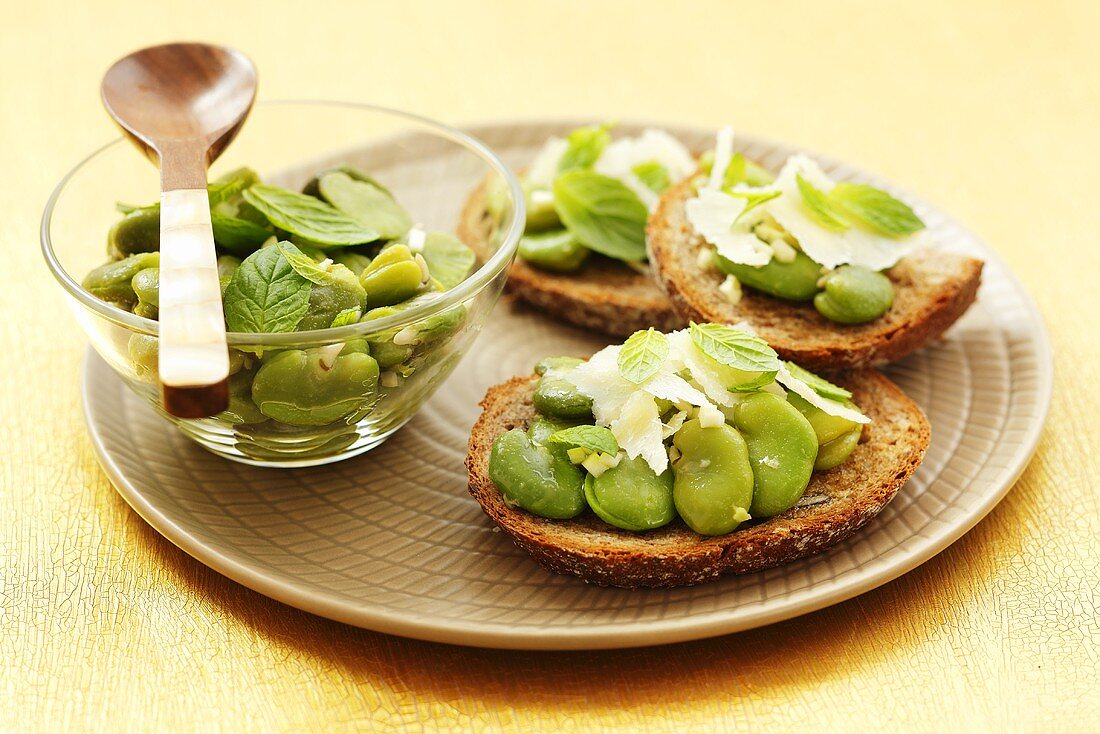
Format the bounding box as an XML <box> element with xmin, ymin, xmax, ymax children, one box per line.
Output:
<box><xmin>3</xmin><ymin>1</ymin><xmax>1098</xmax><ymax>731</ymax></box>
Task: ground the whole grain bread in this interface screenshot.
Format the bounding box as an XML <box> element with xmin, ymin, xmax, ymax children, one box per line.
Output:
<box><xmin>458</xmin><ymin>180</ymin><xmax>685</xmax><ymax>336</ymax></box>
<box><xmin>466</xmin><ymin>370</ymin><xmax>930</xmax><ymax>588</ymax></box>
<box><xmin>646</xmin><ymin>176</ymin><xmax>984</xmax><ymax>370</ymax></box>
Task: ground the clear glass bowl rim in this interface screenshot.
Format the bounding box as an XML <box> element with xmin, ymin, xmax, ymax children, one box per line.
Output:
<box><xmin>39</xmin><ymin>99</ymin><xmax>526</xmax><ymax>346</ymax></box>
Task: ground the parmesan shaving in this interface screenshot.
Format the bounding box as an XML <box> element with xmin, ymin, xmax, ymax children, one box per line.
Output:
<box><xmin>707</xmin><ymin>125</ymin><xmax>735</xmax><ymax>191</ymax></box>
<box><xmin>775</xmin><ymin>363</ymin><xmax>870</xmax><ymax>424</ymax></box>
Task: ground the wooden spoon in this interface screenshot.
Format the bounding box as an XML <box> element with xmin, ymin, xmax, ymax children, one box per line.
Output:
<box><xmin>101</xmin><ymin>43</ymin><xmax>257</xmax><ymax>418</ymax></box>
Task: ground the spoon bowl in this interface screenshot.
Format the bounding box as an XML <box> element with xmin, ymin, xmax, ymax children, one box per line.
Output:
<box><xmin>102</xmin><ymin>43</ymin><xmax>258</xmax><ymax>176</ymax></box>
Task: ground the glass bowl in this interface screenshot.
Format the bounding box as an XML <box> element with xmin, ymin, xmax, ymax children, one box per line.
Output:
<box><xmin>42</xmin><ymin>100</ymin><xmax>524</xmax><ymax>467</ymax></box>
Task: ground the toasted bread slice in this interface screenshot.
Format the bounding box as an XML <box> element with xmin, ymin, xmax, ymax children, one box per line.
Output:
<box><xmin>466</xmin><ymin>370</ymin><xmax>930</xmax><ymax>588</ymax></box>
<box><xmin>458</xmin><ymin>180</ymin><xmax>685</xmax><ymax>337</ymax></box>
<box><xmin>646</xmin><ymin>176</ymin><xmax>984</xmax><ymax>370</ymax></box>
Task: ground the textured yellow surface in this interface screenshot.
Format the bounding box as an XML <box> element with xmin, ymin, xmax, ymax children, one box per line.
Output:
<box><xmin>2</xmin><ymin>1</ymin><xmax>1098</xmax><ymax>731</ymax></box>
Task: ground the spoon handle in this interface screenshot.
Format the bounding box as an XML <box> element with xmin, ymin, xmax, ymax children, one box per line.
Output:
<box><xmin>158</xmin><ymin>187</ymin><xmax>229</xmax><ymax>417</ymax></box>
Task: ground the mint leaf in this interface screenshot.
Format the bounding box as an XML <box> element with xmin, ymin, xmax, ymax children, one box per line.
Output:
<box><xmin>744</xmin><ymin>158</ymin><xmax>776</xmax><ymax>187</ymax></box>
<box><xmin>242</xmin><ymin>184</ymin><xmax>379</xmax><ymax>246</ymax></box>
<box><xmin>548</xmin><ymin>424</ymin><xmax>619</xmax><ymax>456</ymax></box>
<box><xmin>727</xmin><ymin>371</ymin><xmax>779</xmax><ymax>392</ymax></box>
<box><xmin>829</xmin><ymin>182</ymin><xmax>924</xmax><ymax>237</ymax></box>
<box><xmin>276</xmin><ymin>242</ymin><xmax>333</xmax><ymax>285</ymax></box>
<box><xmin>115</xmin><ymin>201</ymin><xmax>152</xmax><ymax>215</ymax></box>
<box><xmin>223</xmin><ymin>243</ymin><xmax>312</xmax><ymax>333</ymax></box>
<box><xmin>211</xmin><ymin>213</ymin><xmax>272</xmax><ymax>255</ymax></box>
<box><xmin>796</xmin><ymin>175</ymin><xmax>848</xmax><ymax>231</ymax></box>
<box><xmin>632</xmin><ymin>161</ymin><xmax>671</xmax><ymax>193</ymax></box>
<box><xmin>329</xmin><ymin>307</ymin><xmax>361</xmax><ymax>328</ymax></box>
<box><xmin>722</xmin><ymin>153</ymin><xmax>748</xmax><ymax>188</ymax></box>
<box><xmin>558</xmin><ymin>122</ymin><xmax>614</xmax><ymax>173</ymax></box>
<box><xmin>784</xmin><ymin>361</ymin><xmax>852</xmax><ymax>400</ymax></box>
<box><xmin>726</xmin><ymin>189</ymin><xmax>782</xmax><ymax>222</ymax></box>
<box><xmin>617</xmin><ymin>328</ymin><xmax>669</xmax><ymax>384</ymax></box>
<box><xmin>700</xmin><ymin>151</ymin><xmax>776</xmax><ymax>188</ymax></box>
<box><xmin>552</xmin><ymin>170</ymin><xmax>648</xmax><ymax>262</ymax></box>
<box><xmin>418</xmin><ymin>232</ymin><xmax>476</xmax><ymax>289</ymax></box>
<box><xmin>317</xmin><ymin>172</ymin><xmax>412</xmax><ymax>240</ymax></box>
<box><xmin>689</xmin><ymin>322</ymin><xmax>781</xmax><ymax>373</ymax></box>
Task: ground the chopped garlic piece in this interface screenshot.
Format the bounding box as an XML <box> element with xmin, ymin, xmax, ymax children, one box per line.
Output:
<box><xmin>393</xmin><ymin>326</ymin><xmax>421</xmax><ymax>346</ymax></box>
<box><xmin>696</xmin><ymin>247</ymin><xmax>714</xmax><ymax>269</ymax></box>
<box><xmin>567</xmin><ymin>447</ymin><xmax>591</xmax><ymax>464</ymax></box>
<box><xmin>406</xmin><ymin>227</ymin><xmax>427</xmax><ymax>253</ymax></box>
<box><xmin>316</xmin><ymin>343</ymin><xmax>346</xmax><ymax>370</ymax></box>
<box><xmin>770</xmin><ymin>239</ymin><xmax>797</xmax><ymax>263</ymax></box>
<box><xmin>414</xmin><ymin>253</ymin><xmax>431</xmax><ymax>283</ymax></box>
<box><xmin>698</xmin><ymin>403</ymin><xmax>726</xmax><ymax>428</ymax></box>
<box><xmin>582</xmin><ymin>451</ymin><xmax>622</xmax><ymax>477</ymax></box>
<box><xmin>529</xmin><ymin>189</ymin><xmax>554</xmax><ymax>207</ymax></box>
<box><xmin>719</xmin><ymin>274</ymin><xmax>742</xmax><ymax>304</ymax></box>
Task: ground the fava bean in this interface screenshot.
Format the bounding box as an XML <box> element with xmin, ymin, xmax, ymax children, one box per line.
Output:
<box><xmin>488</xmin><ymin>429</ymin><xmax>586</xmax><ymax>519</ymax></box>
<box><xmin>584</xmin><ymin>455</ymin><xmax>675</xmax><ymax>531</ymax></box>
<box><xmin>526</xmin><ymin>415</ymin><xmax>583</xmax><ymax>446</ymax></box>
<box><xmin>359</xmin><ymin>244</ymin><xmax>424</xmax><ymax>309</ymax></box>
<box><xmin>128</xmin><ymin>333</ymin><xmax>159</xmax><ymax>382</ymax></box>
<box><xmin>535</xmin><ymin>356</ymin><xmax>584</xmax><ymax>376</ymax></box>
<box><xmin>814</xmin><ymin>265</ymin><xmax>894</xmax><ymax>324</ymax></box>
<box><xmin>131</xmin><ymin>267</ymin><xmax>159</xmax><ymax>313</ymax></box>
<box><xmin>132</xmin><ymin>302</ymin><xmax>158</xmax><ymax>319</ymax></box>
<box><xmin>815</xmin><ymin>428</ymin><xmax>861</xmax><ymax>471</ymax></box>
<box><xmin>731</xmin><ymin>392</ymin><xmax>818</xmax><ymax>518</ymax></box>
<box><xmin>671</xmin><ymin>419</ymin><xmax>754</xmax><ymax>535</ymax></box>
<box><xmin>532</xmin><ymin>359</ymin><xmax>592</xmax><ymax>420</ymax></box>
<box><xmin>716</xmin><ymin>248</ymin><xmax>822</xmax><ymax>302</ymax></box>
<box><xmin>523</xmin><ymin>185</ymin><xmax>561</xmax><ymax>233</ymax></box>
<box><xmin>107</xmin><ymin>207</ymin><xmax>160</xmax><ymax>259</ymax></box>
<box><xmin>251</xmin><ymin>345</ymin><xmax>379</xmax><ymax>426</ymax></box>
<box><xmin>81</xmin><ymin>252</ymin><xmax>160</xmax><ymax>308</ymax></box>
<box><xmin>297</xmin><ymin>263</ymin><xmax>367</xmax><ymax>331</ymax></box>
<box><xmin>786</xmin><ymin>391</ymin><xmax>860</xmax><ymax>444</ymax></box>
<box><xmin>533</xmin><ymin>376</ymin><xmax>593</xmax><ymax>419</ymax></box>
<box><xmin>518</xmin><ymin>230</ymin><xmax>589</xmax><ymax>273</ymax></box>
<box><xmin>219</xmin><ymin>370</ymin><xmax>266</xmax><ymax>425</ymax></box>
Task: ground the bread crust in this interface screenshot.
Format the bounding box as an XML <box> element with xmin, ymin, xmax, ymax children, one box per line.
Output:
<box><xmin>457</xmin><ymin>181</ymin><xmax>685</xmax><ymax>337</ymax></box>
<box><xmin>646</xmin><ymin>176</ymin><xmax>984</xmax><ymax>370</ymax></box>
<box><xmin>466</xmin><ymin>371</ymin><xmax>930</xmax><ymax>588</ymax></box>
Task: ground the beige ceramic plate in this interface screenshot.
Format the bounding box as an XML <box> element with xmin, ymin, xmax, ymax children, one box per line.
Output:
<box><xmin>82</xmin><ymin>122</ymin><xmax>1052</xmax><ymax>650</ymax></box>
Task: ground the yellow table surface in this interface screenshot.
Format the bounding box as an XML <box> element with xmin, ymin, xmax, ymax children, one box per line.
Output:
<box><xmin>3</xmin><ymin>1</ymin><xmax>1098</xmax><ymax>731</ymax></box>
